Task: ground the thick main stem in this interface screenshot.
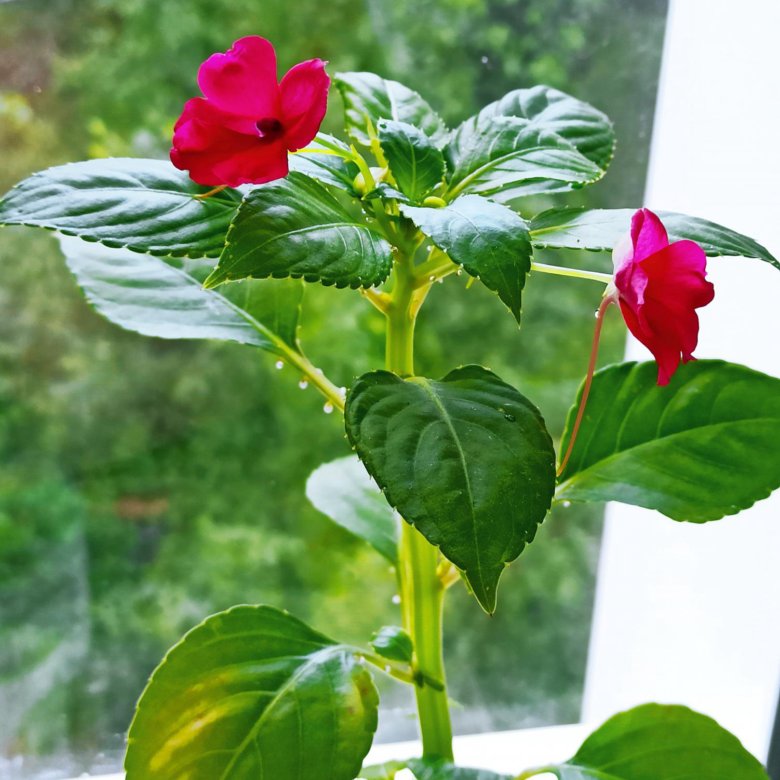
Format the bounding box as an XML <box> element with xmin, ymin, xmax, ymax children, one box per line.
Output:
<box><xmin>399</xmin><ymin>522</ymin><xmax>453</xmax><ymax>759</ymax></box>
<box><xmin>387</xmin><ymin>255</ymin><xmax>454</xmax><ymax>761</ymax></box>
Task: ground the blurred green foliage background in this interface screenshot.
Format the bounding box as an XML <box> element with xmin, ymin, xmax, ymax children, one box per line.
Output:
<box><xmin>0</xmin><ymin>0</ymin><xmax>666</xmax><ymax>775</ymax></box>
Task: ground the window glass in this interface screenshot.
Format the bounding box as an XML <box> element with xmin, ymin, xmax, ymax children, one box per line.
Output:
<box><xmin>0</xmin><ymin>1</ymin><xmax>667</xmax><ymax>776</ymax></box>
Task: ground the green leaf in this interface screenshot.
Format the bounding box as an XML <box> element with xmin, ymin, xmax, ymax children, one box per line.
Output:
<box><xmin>125</xmin><ymin>605</ymin><xmax>378</xmax><ymax>780</ymax></box>
<box><xmin>545</xmin><ymin>703</ymin><xmax>767</xmax><ymax>779</ymax></box>
<box><xmin>400</xmin><ymin>195</ymin><xmax>532</xmax><ymax>322</ymax></box>
<box><xmin>378</xmin><ymin>120</ymin><xmax>445</xmax><ymax>202</ymax></box>
<box><xmin>370</xmin><ymin>626</ymin><xmax>413</xmax><ymax>664</ymax></box>
<box><xmin>345</xmin><ymin>366</ymin><xmax>556</xmax><ymax>613</ymax></box>
<box><xmin>529</xmin><ymin>207</ymin><xmax>779</xmax><ymax>270</ymax></box>
<box><xmin>407</xmin><ymin>759</ymin><xmax>510</xmax><ymax>780</ymax></box>
<box><xmin>305</xmin><ymin>455</ymin><xmax>400</xmax><ymax>564</ymax></box>
<box><xmin>335</xmin><ymin>72</ymin><xmax>448</xmax><ymax>147</ymax></box>
<box><xmin>205</xmin><ymin>172</ymin><xmax>393</xmax><ymax>290</ymax></box>
<box><xmin>220</xmin><ymin>275</ymin><xmax>303</xmax><ymax>351</ymax></box>
<box><xmin>59</xmin><ymin>236</ymin><xmax>302</xmax><ymax>354</ymax></box>
<box><xmin>557</xmin><ymin>361</ymin><xmax>780</xmax><ymax>521</ymax></box>
<box><xmin>288</xmin><ymin>133</ymin><xmax>360</xmax><ymax>194</ymax></box>
<box><xmin>449</xmin><ymin>85</ymin><xmax>615</xmax><ymax>171</ymax></box>
<box><xmin>364</xmin><ymin>182</ymin><xmax>413</xmax><ymax>205</ymax></box>
<box><xmin>444</xmin><ymin>119</ymin><xmax>604</xmax><ymax>203</ymax></box>
<box><xmin>0</xmin><ymin>158</ymin><xmax>241</xmax><ymax>257</ymax></box>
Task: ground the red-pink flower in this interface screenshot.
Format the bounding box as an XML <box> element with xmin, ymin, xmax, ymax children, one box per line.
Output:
<box><xmin>558</xmin><ymin>208</ymin><xmax>715</xmax><ymax>476</ymax></box>
<box><xmin>170</xmin><ymin>36</ymin><xmax>330</xmax><ymax>187</ymax></box>
<box><xmin>609</xmin><ymin>208</ymin><xmax>715</xmax><ymax>385</ymax></box>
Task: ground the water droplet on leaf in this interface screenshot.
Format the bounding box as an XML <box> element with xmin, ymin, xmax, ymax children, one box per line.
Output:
<box><xmin>323</xmin><ymin>402</ymin><xmax>334</xmax><ymax>414</ymax></box>
<box><xmin>275</xmin><ymin>360</ymin><xmax>284</xmax><ymax>370</ymax></box>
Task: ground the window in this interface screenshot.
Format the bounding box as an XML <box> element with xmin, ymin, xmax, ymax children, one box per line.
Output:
<box><xmin>15</xmin><ymin>2</ymin><xmax>765</xmax><ymax>778</ymax></box>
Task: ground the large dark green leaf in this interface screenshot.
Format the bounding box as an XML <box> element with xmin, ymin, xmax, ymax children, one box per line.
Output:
<box><xmin>305</xmin><ymin>455</ymin><xmax>400</xmax><ymax>564</ymax></box>
<box><xmin>0</xmin><ymin>158</ymin><xmax>240</xmax><ymax>257</ymax></box>
<box><xmin>288</xmin><ymin>133</ymin><xmax>360</xmax><ymax>194</ymax></box>
<box><xmin>59</xmin><ymin>236</ymin><xmax>302</xmax><ymax>354</ymax></box>
<box><xmin>400</xmin><ymin>195</ymin><xmax>532</xmax><ymax>322</ymax></box>
<box><xmin>205</xmin><ymin>172</ymin><xmax>393</xmax><ymax>290</ymax></box>
<box><xmin>125</xmin><ymin>605</ymin><xmax>378</xmax><ymax>780</ymax></box>
<box><xmin>407</xmin><ymin>759</ymin><xmax>510</xmax><ymax>780</ymax></box>
<box><xmin>529</xmin><ymin>207</ymin><xmax>779</xmax><ymax>270</ymax></box>
<box><xmin>345</xmin><ymin>366</ymin><xmax>556</xmax><ymax>613</ymax></box>
<box><xmin>335</xmin><ymin>72</ymin><xmax>448</xmax><ymax>147</ymax></box>
<box><xmin>543</xmin><ymin>704</ymin><xmax>767</xmax><ymax>779</ymax></box>
<box><xmin>557</xmin><ymin>361</ymin><xmax>780</xmax><ymax>521</ymax></box>
<box><xmin>378</xmin><ymin>120</ymin><xmax>445</xmax><ymax>202</ymax></box>
<box><xmin>444</xmin><ymin>120</ymin><xmax>604</xmax><ymax>203</ymax></box>
<box><xmin>448</xmin><ymin>85</ymin><xmax>615</xmax><ymax>171</ymax></box>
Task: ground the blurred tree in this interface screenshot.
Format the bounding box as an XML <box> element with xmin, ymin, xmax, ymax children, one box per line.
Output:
<box><xmin>0</xmin><ymin>0</ymin><xmax>666</xmax><ymax>773</ymax></box>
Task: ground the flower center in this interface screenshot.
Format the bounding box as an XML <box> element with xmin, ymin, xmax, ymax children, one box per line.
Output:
<box><xmin>255</xmin><ymin>117</ymin><xmax>284</xmax><ymax>142</ymax></box>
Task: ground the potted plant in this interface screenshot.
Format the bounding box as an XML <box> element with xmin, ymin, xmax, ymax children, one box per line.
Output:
<box><xmin>1</xmin><ymin>35</ymin><xmax>778</xmax><ymax>780</ymax></box>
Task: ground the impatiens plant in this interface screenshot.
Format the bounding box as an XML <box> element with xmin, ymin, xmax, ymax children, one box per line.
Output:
<box><xmin>2</xmin><ymin>34</ymin><xmax>779</xmax><ymax>780</ymax></box>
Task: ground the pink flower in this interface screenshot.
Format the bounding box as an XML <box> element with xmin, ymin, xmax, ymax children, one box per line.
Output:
<box><xmin>609</xmin><ymin>208</ymin><xmax>715</xmax><ymax>385</ymax></box>
<box><xmin>170</xmin><ymin>36</ymin><xmax>330</xmax><ymax>187</ymax></box>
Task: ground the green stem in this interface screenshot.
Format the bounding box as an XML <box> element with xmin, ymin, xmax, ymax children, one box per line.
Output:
<box><xmin>413</xmin><ymin>248</ymin><xmax>459</xmax><ymax>285</ymax></box>
<box><xmin>354</xmin><ymin>649</ymin><xmax>418</xmax><ymax>686</ymax></box>
<box><xmin>530</xmin><ymin>262</ymin><xmax>612</xmax><ymax>285</ymax></box>
<box><xmin>387</xmin><ymin>252</ymin><xmax>454</xmax><ymax>761</ymax></box>
<box><xmin>277</xmin><ymin>346</ymin><xmax>345</xmax><ymax>413</ymax></box>
<box><xmin>399</xmin><ymin>522</ymin><xmax>453</xmax><ymax>760</ymax></box>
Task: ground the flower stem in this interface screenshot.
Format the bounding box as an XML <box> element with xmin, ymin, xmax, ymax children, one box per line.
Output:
<box><xmin>387</xmin><ymin>250</ymin><xmax>454</xmax><ymax>761</ymax></box>
<box><xmin>194</xmin><ymin>184</ymin><xmax>229</xmax><ymax>200</ymax></box>
<box><xmin>557</xmin><ymin>295</ymin><xmax>614</xmax><ymax>476</ymax></box>
<box><xmin>530</xmin><ymin>262</ymin><xmax>612</xmax><ymax>285</ymax></box>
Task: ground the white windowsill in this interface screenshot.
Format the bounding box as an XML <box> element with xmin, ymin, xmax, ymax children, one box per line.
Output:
<box><xmin>67</xmin><ymin>722</ymin><xmax>592</xmax><ymax>779</ymax></box>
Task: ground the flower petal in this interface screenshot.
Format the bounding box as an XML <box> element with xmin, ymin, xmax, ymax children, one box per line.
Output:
<box><xmin>172</xmin><ymin>136</ymin><xmax>288</xmax><ymax>188</ymax></box>
<box><xmin>642</xmin><ymin>239</ymin><xmax>714</xmax><ymax>305</ymax></box>
<box><xmin>174</xmin><ymin>97</ymin><xmax>260</xmax><ymax>137</ymax></box>
<box><xmin>618</xmin><ymin>298</ymin><xmax>682</xmax><ymax>385</ymax></box>
<box><xmin>631</xmin><ymin>208</ymin><xmax>668</xmax><ymax>262</ymax></box>
<box><xmin>171</xmin><ymin>99</ymin><xmax>288</xmax><ymax>187</ymax></box>
<box><xmin>198</xmin><ymin>36</ymin><xmax>279</xmax><ymax>117</ymax></box>
<box><xmin>279</xmin><ymin>59</ymin><xmax>330</xmax><ymax>150</ymax></box>
<box><xmin>611</xmin><ymin>230</ymin><xmax>634</xmax><ymax>272</ymax></box>
<box><xmin>614</xmin><ymin>252</ymin><xmax>649</xmax><ymax>309</ymax></box>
